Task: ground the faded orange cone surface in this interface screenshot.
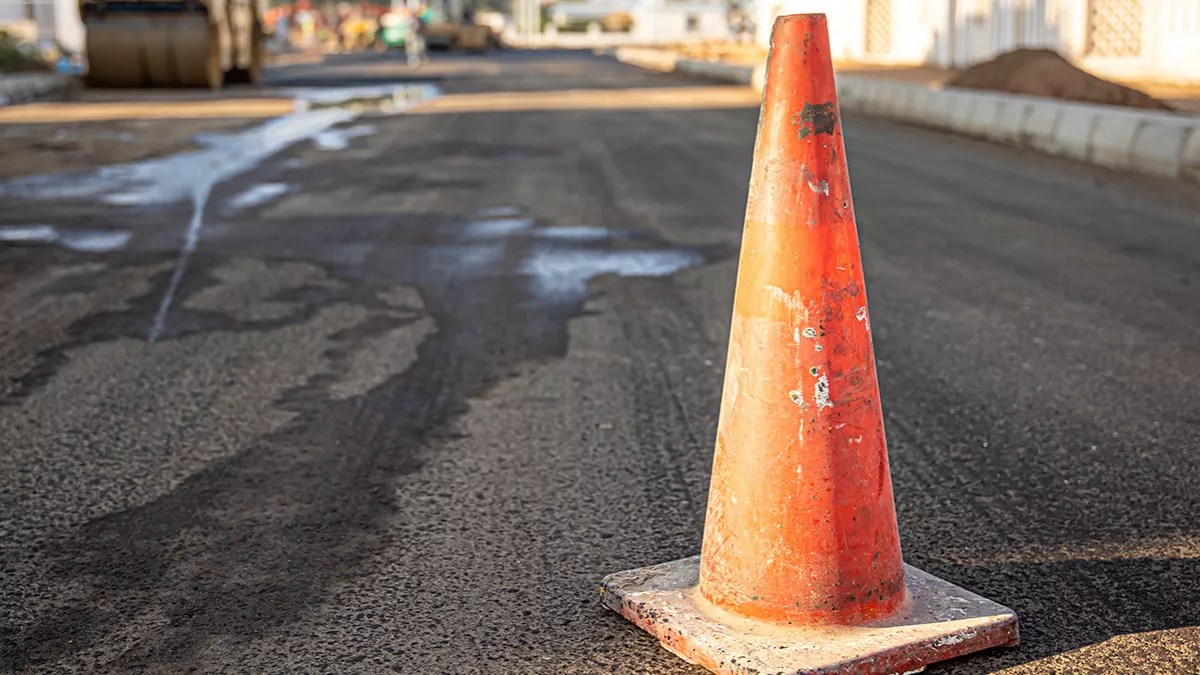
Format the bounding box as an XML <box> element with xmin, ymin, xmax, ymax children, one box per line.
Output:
<box><xmin>601</xmin><ymin>14</ymin><xmax>1018</xmax><ymax>675</ymax></box>
<box><xmin>698</xmin><ymin>13</ymin><xmax>904</xmax><ymax>627</ymax></box>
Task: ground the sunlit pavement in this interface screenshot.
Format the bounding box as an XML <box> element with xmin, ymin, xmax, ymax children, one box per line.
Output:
<box><xmin>2</xmin><ymin>50</ymin><xmax>1200</xmax><ymax>674</ymax></box>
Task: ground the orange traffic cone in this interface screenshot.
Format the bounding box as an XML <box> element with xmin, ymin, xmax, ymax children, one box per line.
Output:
<box><xmin>601</xmin><ymin>13</ymin><xmax>1018</xmax><ymax>675</ymax></box>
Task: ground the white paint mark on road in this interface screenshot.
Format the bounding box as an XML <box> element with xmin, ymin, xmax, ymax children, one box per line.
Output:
<box><xmin>0</xmin><ymin>109</ymin><xmax>356</xmax><ymax>207</ymax></box>
<box><xmin>0</xmin><ymin>109</ymin><xmax>368</xmax><ymax>343</ymax></box>
<box><xmin>149</xmin><ymin>182</ymin><xmax>211</xmax><ymax>344</ymax></box>
<box><xmin>0</xmin><ymin>224</ymin><xmax>131</xmax><ymax>252</ymax></box>
<box><xmin>534</xmin><ymin>226</ymin><xmax>620</xmax><ymax>241</ymax></box>
<box><xmin>460</xmin><ymin>219</ymin><xmax>624</xmax><ymax>243</ymax></box>
<box><xmin>2</xmin><ymin>109</ymin><xmax>362</xmax><ymax>343</ymax></box>
<box><xmin>227</xmin><ymin>182</ymin><xmax>290</xmax><ymax>211</ymax></box>
<box><xmin>58</xmin><ymin>229</ymin><xmax>133</xmax><ymax>252</ymax></box>
<box><xmin>0</xmin><ymin>86</ymin><xmax>443</xmax><ymax>344</ymax></box>
<box><xmin>313</xmin><ymin>124</ymin><xmax>376</xmax><ymax>151</ymax></box>
<box><xmin>286</xmin><ymin>83</ymin><xmax>440</xmax><ymax>110</ymax></box>
<box><xmin>150</xmin><ymin>111</ymin><xmax>356</xmax><ymax>343</ymax></box>
<box><xmin>462</xmin><ymin>217</ymin><xmax>535</xmax><ymax>239</ymax></box>
<box><xmin>476</xmin><ymin>206</ymin><xmax>523</xmax><ymax>218</ymax></box>
<box><xmin>0</xmin><ymin>224</ymin><xmax>58</xmax><ymax>244</ymax></box>
<box><xmin>520</xmin><ymin>248</ymin><xmax>703</xmax><ymax>303</ymax></box>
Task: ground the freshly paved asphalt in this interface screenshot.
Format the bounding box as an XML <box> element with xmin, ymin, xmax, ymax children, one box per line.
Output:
<box><xmin>2</xmin><ymin>50</ymin><xmax>1199</xmax><ymax>674</ymax></box>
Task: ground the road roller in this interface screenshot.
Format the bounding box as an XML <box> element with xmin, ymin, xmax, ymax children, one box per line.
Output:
<box><xmin>80</xmin><ymin>0</ymin><xmax>268</xmax><ymax>88</ymax></box>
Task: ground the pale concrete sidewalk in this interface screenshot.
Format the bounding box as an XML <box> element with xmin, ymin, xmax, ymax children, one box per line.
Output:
<box><xmin>833</xmin><ymin>62</ymin><xmax>1200</xmax><ymax>116</ymax></box>
<box><xmin>651</xmin><ymin>42</ymin><xmax>1200</xmax><ymax>115</ymax></box>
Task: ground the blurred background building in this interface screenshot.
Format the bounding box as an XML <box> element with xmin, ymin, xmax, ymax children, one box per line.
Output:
<box><xmin>2</xmin><ymin>0</ymin><xmax>1199</xmax><ymax>84</ymax></box>
<box><xmin>758</xmin><ymin>0</ymin><xmax>1200</xmax><ymax>83</ymax></box>
<box><xmin>0</xmin><ymin>0</ymin><xmax>84</xmax><ymax>54</ymax></box>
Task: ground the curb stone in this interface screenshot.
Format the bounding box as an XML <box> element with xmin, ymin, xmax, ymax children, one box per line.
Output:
<box><xmin>0</xmin><ymin>72</ymin><xmax>75</xmax><ymax>106</ymax></box>
<box><xmin>609</xmin><ymin>48</ymin><xmax>1200</xmax><ymax>186</ymax></box>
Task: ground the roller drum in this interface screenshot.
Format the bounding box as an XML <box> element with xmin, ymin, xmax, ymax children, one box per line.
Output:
<box><xmin>171</xmin><ymin>18</ymin><xmax>221</xmax><ymax>88</ymax></box>
<box><xmin>84</xmin><ymin>21</ymin><xmax>148</xmax><ymax>87</ymax></box>
<box><xmin>84</xmin><ymin>16</ymin><xmax>220</xmax><ymax>89</ymax></box>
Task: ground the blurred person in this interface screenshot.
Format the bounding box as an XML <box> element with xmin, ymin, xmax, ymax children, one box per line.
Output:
<box><xmin>362</xmin><ymin>13</ymin><xmax>380</xmax><ymax>50</ymax></box>
<box><xmin>340</xmin><ymin>6</ymin><xmax>367</xmax><ymax>51</ymax></box>
<box><xmin>295</xmin><ymin>2</ymin><xmax>318</xmax><ymax>48</ymax></box>
<box><xmin>739</xmin><ymin>11</ymin><xmax>755</xmax><ymax>43</ymax></box>
<box><xmin>361</xmin><ymin>7</ymin><xmax>380</xmax><ymax>50</ymax></box>
<box><xmin>726</xmin><ymin>3</ymin><xmax>739</xmax><ymax>40</ymax></box>
<box><xmin>319</xmin><ymin>7</ymin><xmax>340</xmax><ymax>51</ymax></box>
<box><xmin>405</xmin><ymin>4</ymin><xmax>428</xmax><ymax>68</ymax></box>
<box><xmin>727</xmin><ymin>2</ymin><xmax>753</xmax><ymax>44</ymax></box>
<box><xmin>270</xmin><ymin>6</ymin><xmax>292</xmax><ymax>51</ymax></box>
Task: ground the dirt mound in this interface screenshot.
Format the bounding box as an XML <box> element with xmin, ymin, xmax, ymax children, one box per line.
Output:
<box><xmin>948</xmin><ymin>49</ymin><xmax>1173</xmax><ymax>112</ymax></box>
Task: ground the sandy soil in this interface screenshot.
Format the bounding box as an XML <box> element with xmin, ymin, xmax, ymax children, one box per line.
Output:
<box><xmin>948</xmin><ymin>49</ymin><xmax>1173</xmax><ymax>111</ymax></box>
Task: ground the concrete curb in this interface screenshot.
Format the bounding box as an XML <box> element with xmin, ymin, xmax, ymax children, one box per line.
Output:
<box><xmin>612</xmin><ymin>47</ymin><xmax>755</xmax><ymax>85</ymax></box>
<box><xmin>837</xmin><ymin>76</ymin><xmax>1199</xmax><ymax>184</ymax></box>
<box><xmin>0</xmin><ymin>72</ymin><xmax>75</xmax><ymax>107</ymax></box>
<box><xmin>611</xmin><ymin>47</ymin><xmax>678</xmax><ymax>74</ymax></box>
<box><xmin>610</xmin><ymin>48</ymin><xmax>1200</xmax><ymax>186</ymax></box>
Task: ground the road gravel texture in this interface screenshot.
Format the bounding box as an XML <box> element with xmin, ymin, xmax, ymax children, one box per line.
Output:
<box><xmin>1</xmin><ymin>51</ymin><xmax>1199</xmax><ymax>674</ymax></box>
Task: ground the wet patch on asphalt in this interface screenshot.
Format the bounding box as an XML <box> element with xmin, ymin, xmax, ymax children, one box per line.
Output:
<box><xmin>0</xmin><ymin>85</ymin><xmax>445</xmax><ymax>345</ymax></box>
<box><xmin>0</xmin><ymin>194</ymin><xmax>731</xmax><ymax>670</ymax></box>
<box><xmin>0</xmin><ymin>225</ymin><xmax>132</xmax><ymax>253</ymax></box>
<box><xmin>225</xmin><ymin>182</ymin><xmax>291</xmax><ymax>212</ymax></box>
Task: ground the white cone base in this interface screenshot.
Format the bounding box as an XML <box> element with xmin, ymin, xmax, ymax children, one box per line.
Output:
<box><xmin>601</xmin><ymin>556</ymin><xmax>1018</xmax><ymax>675</ymax></box>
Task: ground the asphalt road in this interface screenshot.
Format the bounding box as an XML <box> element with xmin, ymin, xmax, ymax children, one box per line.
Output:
<box><xmin>2</xmin><ymin>50</ymin><xmax>1200</xmax><ymax>674</ymax></box>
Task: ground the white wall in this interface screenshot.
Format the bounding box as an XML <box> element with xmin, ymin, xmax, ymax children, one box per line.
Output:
<box><xmin>1079</xmin><ymin>0</ymin><xmax>1200</xmax><ymax>83</ymax></box>
<box><xmin>632</xmin><ymin>0</ymin><xmax>728</xmax><ymax>41</ymax></box>
<box><xmin>757</xmin><ymin>0</ymin><xmax>1200</xmax><ymax>84</ymax></box>
<box><xmin>1154</xmin><ymin>0</ymin><xmax>1200</xmax><ymax>79</ymax></box>
<box><xmin>0</xmin><ymin>0</ymin><xmax>32</xmax><ymax>24</ymax></box>
<box><xmin>0</xmin><ymin>0</ymin><xmax>82</xmax><ymax>53</ymax></box>
<box><xmin>888</xmin><ymin>0</ymin><xmax>932</xmax><ymax>62</ymax></box>
<box><xmin>53</xmin><ymin>0</ymin><xmax>82</xmax><ymax>53</ymax></box>
<box><xmin>756</xmin><ymin>0</ymin><xmax>865</xmax><ymax>61</ymax></box>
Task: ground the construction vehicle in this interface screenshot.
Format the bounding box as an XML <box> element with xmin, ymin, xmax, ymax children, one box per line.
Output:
<box><xmin>79</xmin><ymin>0</ymin><xmax>268</xmax><ymax>88</ymax></box>
<box><xmin>416</xmin><ymin>0</ymin><xmax>493</xmax><ymax>52</ymax></box>
<box><xmin>423</xmin><ymin>2</ymin><xmax>493</xmax><ymax>51</ymax></box>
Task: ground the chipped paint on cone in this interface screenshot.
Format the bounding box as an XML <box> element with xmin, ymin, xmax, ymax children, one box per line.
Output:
<box><xmin>602</xmin><ymin>13</ymin><xmax>1017</xmax><ymax>675</ymax></box>
<box><xmin>699</xmin><ymin>12</ymin><xmax>904</xmax><ymax>626</ymax></box>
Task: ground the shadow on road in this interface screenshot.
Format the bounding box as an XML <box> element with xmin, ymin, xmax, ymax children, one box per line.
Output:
<box><xmin>925</xmin><ymin>557</ymin><xmax>1200</xmax><ymax>672</ymax></box>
